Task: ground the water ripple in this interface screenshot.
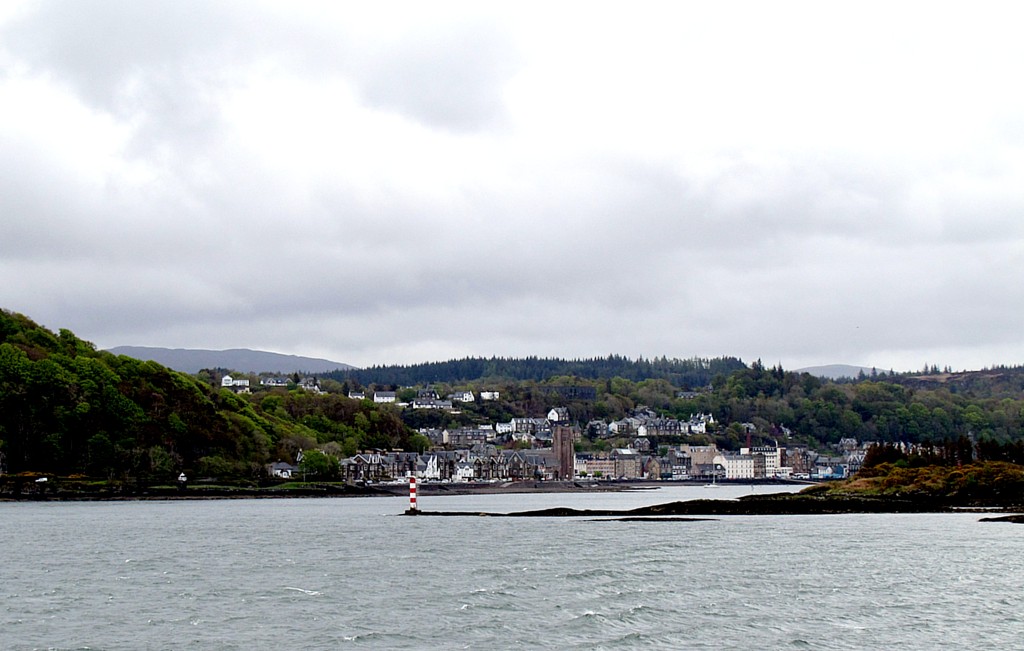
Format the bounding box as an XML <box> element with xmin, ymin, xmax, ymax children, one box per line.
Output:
<box><xmin>0</xmin><ymin>496</ymin><xmax>1020</xmax><ymax>650</ymax></box>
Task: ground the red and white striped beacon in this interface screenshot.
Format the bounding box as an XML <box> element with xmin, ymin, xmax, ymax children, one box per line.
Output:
<box><xmin>408</xmin><ymin>475</ymin><xmax>418</xmax><ymax>513</ymax></box>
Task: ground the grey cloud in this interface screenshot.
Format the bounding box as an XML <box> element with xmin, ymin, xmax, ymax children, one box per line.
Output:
<box><xmin>3</xmin><ymin>0</ymin><xmax>244</xmax><ymax>116</ymax></box>
<box><xmin>2</xmin><ymin>1</ymin><xmax>331</xmax><ymax>161</ymax></box>
<box><xmin>0</xmin><ymin>139</ymin><xmax>222</xmax><ymax>266</ymax></box>
<box><xmin>3</xmin><ymin>1</ymin><xmax>520</xmax><ymax>148</ymax></box>
<box><xmin>349</xmin><ymin>17</ymin><xmax>520</xmax><ymax>132</ymax></box>
<box><xmin>3</xmin><ymin>3</ymin><xmax>1024</xmax><ymax>371</ymax></box>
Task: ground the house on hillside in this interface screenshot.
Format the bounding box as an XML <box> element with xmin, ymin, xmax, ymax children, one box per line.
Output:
<box><xmin>511</xmin><ymin>417</ymin><xmax>546</xmax><ymax>433</ymax></box>
<box><xmin>299</xmin><ymin>377</ymin><xmax>323</xmax><ymax>394</ymax></box>
<box><xmin>547</xmin><ymin>407</ymin><xmax>570</xmax><ymax>424</ymax></box>
<box><xmin>448</xmin><ymin>428</ymin><xmax>492</xmax><ymax>447</ymax></box>
<box><xmin>586</xmin><ymin>420</ymin><xmax>610</xmax><ymax>438</ymax></box>
<box><xmin>412</xmin><ymin>398</ymin><xmax>453</xmax><ymax>410</ymax></box>
<box><xmin>419</xmin><ymin>428</ymin><xmax>447</xmax><ymax>446</ymax></box>
<box><xmin>221</xmin><ymin>374</ymin><xmax>250</xmax><ymax>393</ymax></box>
<box><xmin>609</xmin><ymin>417</ymin><xmax>642</xmax><ymax>435</ymax></box>
<box><xmin>686</xmin><ymin>412</ymin><xmax>715</xmax><ymax>435</ymax></box>
<box><xmin>637</xmin><ymin>418</ymin><xmax>683</xmax><ymax>437</ymax></box>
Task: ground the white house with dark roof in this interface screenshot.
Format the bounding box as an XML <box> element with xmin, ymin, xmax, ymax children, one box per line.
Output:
<box><xmin>547</xmin><ymin>407</ymin><xmax>570</xmax><ymax>423</ymax></box>
<box><xmin>299</xmin><ymin>377</ymin><xmax>323</xmax><ymax>394</ymax></box>
<box><xmin>221</xmin><ymin>374</ymin><xmax>250</xmax><ymax>393</ymax></box>
<box><xmin>412</xmin><ymin>398</ymin><xmax>453</xmax><ymax>410</ymax></box>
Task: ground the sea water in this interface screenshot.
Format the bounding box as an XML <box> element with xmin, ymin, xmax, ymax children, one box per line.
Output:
<box><xmin>1</xmin><ymin>486</ymin><xmax>1021</xmax><ymax>650</ymax></box>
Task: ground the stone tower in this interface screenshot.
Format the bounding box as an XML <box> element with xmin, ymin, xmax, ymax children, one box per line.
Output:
<box><xmin>552</xmin><ymin>425</ymin><xmax>575</xmax><ymax>480</ymax></box>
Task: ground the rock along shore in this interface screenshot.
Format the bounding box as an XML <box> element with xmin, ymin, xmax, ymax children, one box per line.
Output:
<box><xmin>404</xmin><ymin>492</ymin><xmax>1015</xmax><ymax>517</ymax></box>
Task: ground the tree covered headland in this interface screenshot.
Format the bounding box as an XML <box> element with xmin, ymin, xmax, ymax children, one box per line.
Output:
<box><xmin>0</xmin><ymin>310</ymin><xmax>412</xmax><ymax>484</ymax></box>
<box><xmin>3</xmin><ymin>308</ymin><xmax>1024</xmax><ymax>487</ymax></box>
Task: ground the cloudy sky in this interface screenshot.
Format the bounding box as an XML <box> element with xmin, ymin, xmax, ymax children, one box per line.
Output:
<box><xmin>2</xmin><ymin>1</ymin><xmax>1023</xmax><ymax>371</ymax></box>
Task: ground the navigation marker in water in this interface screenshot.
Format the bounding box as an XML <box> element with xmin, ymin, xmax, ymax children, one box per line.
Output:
<box><xmin>408</xmin><ymin>476</ymin><xmax>419</xmax><ymax>513</ymax></box>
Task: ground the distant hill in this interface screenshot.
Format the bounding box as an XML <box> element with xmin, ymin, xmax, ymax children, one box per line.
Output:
<box><xmin>795</xmin><ymin>364</ymin><xmax>880</xmax><ymax>380</ymax></box>
<box><xmin>106</xmin><ymin>346</ymin><xmax>355</xmax><ymax>374</ymax></box>
<box><xmin>896</xmin><ymin>366</ymin><xmax>1024</xmax><ymax>398</ymax></box>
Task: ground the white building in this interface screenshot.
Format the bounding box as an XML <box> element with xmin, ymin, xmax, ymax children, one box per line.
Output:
<box><xmin>299</xmin><ymin>377</ymin><xmax>323</xmax><ymax>394</ymax></box>
<box><xmin>454</xmin><ymin>460</ymin><xmax>476</xmax><ymax>482</ymax></box>
<box><xmin>421</xmin><ymin>455</ymin><xmax>441</xmax><ymax>480</ymax></box>
<box><xmin>742</xmin><ymin>445</ymin><xmax>783</xmax><ymax>478</ymax></box>
<box><xmin>220</xmin><ymin>375</ymin><xmax>250</xmax><ymax>392</ymax></box>
<box><xmin>412</xmin><ymin>398</ymin><xmax>453</xmax><ymax>410</ymax></box>
<box><xmin>715</xmin><ymin>453</ymin><xmax>755</xmax><ymax>479</ymax></box>
<box><xmin>547</xmin><ymin>407</ymin><xmax>569</xmax><ymax>423</ymax></box>
<box><xmin>687</xmin><ymin>412</ymin><xmax>715</xmax><ymax>435</ymax></box>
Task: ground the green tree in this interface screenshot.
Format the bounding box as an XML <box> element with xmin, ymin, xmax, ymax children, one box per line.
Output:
<box><xmin>298</xmin><ymin>449</ymin><xmax>339</xmax><ymax>479</ymax></box>
<box><xmin>407</xmin><ymin>433</ymin><xmax>431</xmax><ymax>454</ymax></box>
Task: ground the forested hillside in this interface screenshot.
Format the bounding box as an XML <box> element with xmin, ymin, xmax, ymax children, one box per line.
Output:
<box><xmin>674</xmin><ymin>360</ymin><xmax>1024</xmax><ymax>449</ymax></box>
<box><xmin>325</xmin><ymin>354</ymin><xmax>746</xmax><ymax>387</ymax></box>
<box><xmin>892</xmin><ymin>366</ymin><xmax>1024</xmax><ymax>398</ymax></box>
<box><xmin>3</xmin><ymin>308</ymin><xmax>1024</xmax><ymax>486</ymax></box>
<box><xmin>0</xmin><ymin>310</ymin><xmax>412</xmax><ymax>482</ymax></box>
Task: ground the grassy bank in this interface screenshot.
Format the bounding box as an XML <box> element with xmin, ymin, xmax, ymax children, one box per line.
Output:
<box><xmin>810</xmin><ymin>460</ymin><xmax>1024</xmax><ymax>508</ymax></box>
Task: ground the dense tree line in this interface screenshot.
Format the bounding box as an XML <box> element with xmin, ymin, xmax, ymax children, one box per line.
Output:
<box><xmin>324</xmin><ymin>354</ymin><xmax>747</xmax><ymax>388</ymax></box>
<box><xmin>891</xmin><ymin>365</ymin><xmax>1024</xmax><ymax>399</ymax></box>
<box><xmin>842</xmin><ymin>441</ymin><xmax>1024</xmax><ymax>507</ymax></box>
<box><xmin>665</xmin><ymin>360</ymin><xmax>1024</xmax><ymax>450</ymax></box>
<box><xmin>860</xmin><ymin>437</ymin><xmax>1024</xmax><ymax>469</ymax></box>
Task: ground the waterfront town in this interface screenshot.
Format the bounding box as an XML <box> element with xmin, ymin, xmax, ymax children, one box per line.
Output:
<box><xmin>245</xmin><ymin>379</ymin><xmax>868</xmax><ymax>485</ymax></box>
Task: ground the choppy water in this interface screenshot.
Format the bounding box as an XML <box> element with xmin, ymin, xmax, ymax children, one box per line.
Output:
<box><xmin>2</xmin><ymin>486</ymin><xmax>1021</xmax><ymax>650</ymax></box>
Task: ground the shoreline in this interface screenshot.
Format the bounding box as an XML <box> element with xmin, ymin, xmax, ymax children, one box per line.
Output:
<box><xmin>405</xmin><ymin>494</ymin><xmax>1024</xmax><ymax>517</ymax></box>
<box><xmin>4</xmin><ymin>479</ymin><xmax>1021</xmax><ymax>518</ymax></box>
<box><xmin>0</xmin><ymin>478</ymin><xmax>812</xmax><ymax>502</ymax></box>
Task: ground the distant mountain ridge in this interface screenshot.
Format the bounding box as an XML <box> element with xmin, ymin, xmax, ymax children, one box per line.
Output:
<box><xmin>106</xmin><ymin>346</ymin><xmax>355</xmax><ymax>374</ymax></box>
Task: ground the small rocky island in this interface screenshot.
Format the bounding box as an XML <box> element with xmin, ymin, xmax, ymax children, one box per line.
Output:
<box><xmin>405</xmin><ymin>460</ymin><xmax>1024</xmax><ymax>519</ymax></box>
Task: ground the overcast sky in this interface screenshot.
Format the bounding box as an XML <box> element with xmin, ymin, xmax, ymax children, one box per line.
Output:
<box><xmin>2</xmin><ymin>1</ymin><xmax>1023</xmax><ymax>372</ymax></box>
